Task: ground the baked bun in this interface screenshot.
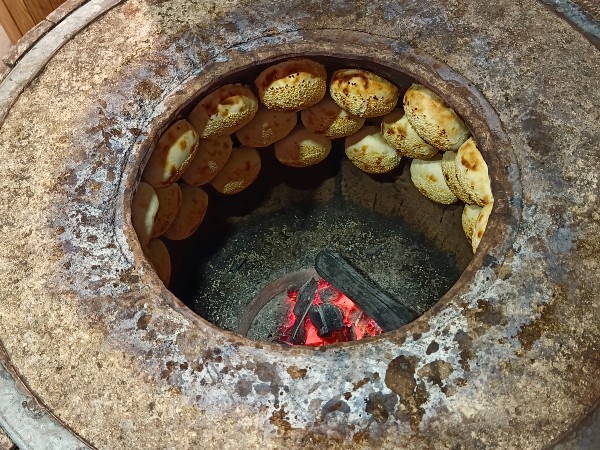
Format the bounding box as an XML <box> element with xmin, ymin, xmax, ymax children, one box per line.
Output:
<box><xmin>410</xmin><ymin>154</ymin><xmax>459</xmax><ymax>205</ymax></box>
<box><xmin>142</xmin><ymin>120</ymin><xmax>198</xmax><ymax>188</ymax></box>
<box><xmin>145</xmin><ymin>239</ymin><xmax>171</xmax><ymax>287</ymax></box>
<box><xmin>462</xmin><ymin>204</ymin><xmax>482</xmax><ymax>243</ymax></box>
<box><xmin>441</xmin><ymin>150</ymin><xmax>472</xmax><ymax>203</ymax></box>
<box><xmin>344</xmin><ymin>126</ymin><xmax>401</xmax><ymax>174</ymax></box>
<box><xmin>330</xmin><ymin>69</ymin><xmax>398</xmax><ymax>118</ymax></box>
<box><xmin>151</xmin><ymin>184</ymin><xmax>182</xmax><ymax>238</ymax></box>
<box><xmin>255</xmin><ymin>58</ymin><xmax>327</xmax><ymax>112</ymax></box>
<box><xmin>210</xmin><ymin>147</ymin><xmax>261</xmax><ymax>194</ymax></box>
<box><xmin>455</xmin><ymin>138</ymin><xmax>493</xmax><ymax>206</ymax></box>
<box><xmin>181</xmin><ymin>135</ymin><xmax>233</xmax><ymax>186</ymax></box>
<box><xmin>403</xmin><ymin>84</ymin><xmax>470</xmax><ymax>151</ymax></box>
<box><xmin>131</xmin><ymin>182</ymin><xmax>159</xmax><ymax>246</ymax></box>
<box><xmin>381</xmin><ymin>109</ymin><xmax>438</xmax><ymax>159</ymax></box>
<box><xmin>163</xmin><ymin>184</ymin><xmax>209</xmax><ymax>240</ymax></box>
<box><xmin>189</xmin><ymin>84</ymin><xmax>258</xmax><ymax>138</ymax></box>
<box><xmin>471</xmin><ymin>202</ymin><xmax>493</xmax><ymax>253</ymax></box>
<box><xmin>301</xmin><ymin>96</ymin><xmax>365</xmax><ymax>138</ymax></box>
<box><xmin>274</xmin><ymin>126</ymin><xmax>331</xmax><ymax>167</ymax></box>
<box><xmin>236</xmin><ymin>106</ymin><xmax>297</xmax><ymax>147</ymax></box>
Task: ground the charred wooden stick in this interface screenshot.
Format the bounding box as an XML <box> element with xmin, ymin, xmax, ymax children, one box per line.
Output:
<box><xmin>315</xmin><ymin>250</ymin><xmax>417</xmax><ymax>331</ymax></box>
<box><xmin>289</xmin><ymin>277</ymin><xmax>318</xmax><ymax>344</ymax></box>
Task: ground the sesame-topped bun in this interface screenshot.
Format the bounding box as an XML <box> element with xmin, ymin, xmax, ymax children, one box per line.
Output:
<box><xmin>381</xmin><ymin>109</ymin><xmax>438</xmax><ymax>160</ymax></box>
<box><xmin>235</xmin><ymin>106</ymin><xmax>297</xmax><ymax>147</ymax></box>
<box><xmin>455</xmin><ymin>138</ymin><xmax>493</xmax><ymax>207</ymax></box>
<box><xmin>189</xmin><ymin>84</ymin><xmax>258</xmax><ymax>138</ymax></box>
<box><xmin>274</xmin><ymin>126</ymin><xmax>332</xmax><ymax>167</ymax></box>
<box><xmin>471</xmin><ymin>202</ymin><xmax>493</xmax><ymax>253</ymax></box>
<box><xmin>163</xmin><ymin>184</ymin><xmax>208</xmax><ymax>240</ymax></box>
<box><xmin>131</xmin><ymin>182</ymin><xmax>160</xmax><ymax>246</ymax></box>
<box><xmin>462</xmin><ymin>204</ymin><xmax>483</xmax><ymax>244</ymax></box>
<box><xmin>410</xmin><ymin>155</ymin><xmax>459</xmax><ymax>205</ymax></box>
<box><xmin>145</xmin><ymin>239</ymin><xmax>171</xmax><ymax>287</ymax></box>
<box><xmin>181</xmin><ymin>135</ymin><xmax>233</xmax><ymax>186</ymax></box>
<box><xmin>255</xmin><ymin>58</ymin><xmax>327</xmax><ymax>112</ymax></box>
<box><xmin>151</xmin><ymin>184</ymin><xmax>182</xmax><ymax>238</ymax></box>
<box><xmin>441</xmin><ymin>150</ymin><xmax>472</xmax><ymax>204</ymax></box>
<box><xmin>210</xmin><ymin>147</ymin><xmax>261</xmax><ymax>194</ymax></box>
<box><xmin>142</xmin><ymin>120</ymin><xmax>199</xmax><ymax>188</ymax></box>
<box><xmin>330</xmin><ymin>69</ymin><xmax>398</xmax><ymax>118</ymax></box>
<box><xmin>403</xmin><ymin>84</ymin><xmax>470</xmax><ymax>151</ymax></box>
<box><xmin>301</xmin><ymin>96</ymin><xmax>365</xmax><ymax>139</ymax></box>
<box><xmin>344</xmin><ymin>126</ymin><xmax>401</xmax><ymax>174</ymax></box>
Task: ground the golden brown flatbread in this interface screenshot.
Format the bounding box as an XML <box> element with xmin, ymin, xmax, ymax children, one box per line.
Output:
<box><xmin>236</xmin><ymin>106</ymin><xmax>297</xmax><ymax>147</ymax></box>
<box><xmin>181</xmin><ymin>135</ymin><xmax>233</xmax><ymax>186</ymax></box>
<box><xmin>163</xmin><ymin>184</ymin><xmax>209</xmax><ymax>240</ymax></box>
<box><xmin>301</xmin><ymin>96</ymin><xmax>365</xmax><ymax>139</ymax></box>
<box><xmin>142</xmin><ymin>120</ymin><xmax>199</xmax><ymax>188</ymax></box>
<box><xmin>330</xmin><ymin>69</ymin><xmax>398</xmax><ymax>118</ymax></box>
<box><xmin>274</xmin><ymin>126</ymin><xmax>332</xmax><ymax>167</ymax></box>
<box><xmin>381</xmin><ymin>108</ymin><xmax>438</xmax><ymax>159</ymax></box>
<box><xmin>131</xmin><ymin>181</ymin><xmax>159</xmax><ymax>246</ymax></box>
<box><xmin>410</xmin><ymin>154</ymin><xmax>459</xmax><ymax>205</ymax></box>
<box><xmin>403</xmin><ymin>84</ymin><xmax>470</xmax><ymax>151</ymax></box>
<box><xmin>210</xmin><ymin>147</ymin><xmax>261</xmax><ymax>194</ymax></box>
<box><xmin>189</xmin><ymin>84</ymin><xmax>258</xmax><ymax>138</ymax></box>
<box><xmin>344</xmin><ymin>126</ymin><xmax>401</xmax><ymax>174</ymax></box>
<box><xmin>255</xmin><ymin>59</ymin><xmax>327</xmax><ymax>112</ymax></box>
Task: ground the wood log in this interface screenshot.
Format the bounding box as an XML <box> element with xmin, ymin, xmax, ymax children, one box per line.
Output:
<box><xmin>315</xmin><ymin>249</ymin><xmax>417</xmax><ymax>331</ymax></box>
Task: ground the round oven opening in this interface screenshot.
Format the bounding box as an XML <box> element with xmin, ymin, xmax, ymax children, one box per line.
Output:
<box><xmin>130</xmin><ymin>55</ymin><xmax>497</xmax><ymax>347</ymax></box>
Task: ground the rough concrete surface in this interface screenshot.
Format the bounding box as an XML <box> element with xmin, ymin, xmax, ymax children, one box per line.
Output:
<box><xmin>0</xmin><ymin>0</ymin><xmax>598</xmax><ymax>449</ymax></box>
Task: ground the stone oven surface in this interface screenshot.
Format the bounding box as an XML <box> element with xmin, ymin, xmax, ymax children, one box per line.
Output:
<box><xmin>0</xmin><ymin>0</ymin><xmax>598</xmax><ymax>449</ymax></box>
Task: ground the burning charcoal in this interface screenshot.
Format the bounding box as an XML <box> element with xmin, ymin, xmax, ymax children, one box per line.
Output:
<box><xmin>348</xmin><ymin>326</ymin><xmax>357</xmax><ymax>341</ymax></box>
<box><xmin>308</xmin><ymin>303</ymin><xmax>345</xmax><ymax>337</ymax></box>
<box><xmin>289</xmin><ymin>278</ymin><xmax>318</xmax><ymax>344</ymax></box>
<box><xmin>286</xmin><ymin>284</ymin><xmax>299</xmax><ymax>296</ymax></box>
<box><xmin>318</xmin><ymin>286</ymin><xmax>337</xmax><ymax>303</ymax></box>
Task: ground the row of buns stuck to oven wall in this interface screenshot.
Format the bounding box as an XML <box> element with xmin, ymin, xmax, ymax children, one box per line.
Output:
<box><xmin>132</xmin><ymin>58</ymin><xmax>494</xmax><ymax>287</ymax></box>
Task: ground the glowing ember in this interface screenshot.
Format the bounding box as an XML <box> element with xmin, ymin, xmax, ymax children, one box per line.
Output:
<box><xmin>278</xmin><ymin>279</ymin><xmax>382</xmax><ymax>346</ymax></box>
